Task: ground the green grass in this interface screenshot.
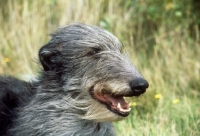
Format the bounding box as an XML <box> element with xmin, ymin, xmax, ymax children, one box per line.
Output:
<box><xmin>0</xmin><ymin>0</ymin><xmax>199</xmax><ymax>135</ymax></box>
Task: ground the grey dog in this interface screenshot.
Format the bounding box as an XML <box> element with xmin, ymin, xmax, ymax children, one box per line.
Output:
<box><xmin>0</xmin><ymin>23</ymin><xmax>149</xmax><ymax>136</ymax></box>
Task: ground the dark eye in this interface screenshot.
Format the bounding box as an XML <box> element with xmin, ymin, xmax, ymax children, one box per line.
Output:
<box><xmin>87</xmin><ymin>48</ymin><xmax>101</xmax><ymax>56</ymax></box>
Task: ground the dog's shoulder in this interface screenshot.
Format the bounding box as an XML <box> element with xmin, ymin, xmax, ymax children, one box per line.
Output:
<box><xmin>0</xmin><ymin>76</ymin><xmax>35</xmax><ymax>135</ymax></box>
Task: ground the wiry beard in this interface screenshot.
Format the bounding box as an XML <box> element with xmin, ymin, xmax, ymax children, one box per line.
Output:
<box><xmin>62</xmin><ymin>78</ymin><xmax>124</xmax><ymax>122</ymax></box>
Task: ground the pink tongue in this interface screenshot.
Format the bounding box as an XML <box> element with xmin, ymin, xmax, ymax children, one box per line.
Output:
<box><xmin>104</xmin><ymin>94</ymin><xmax>129</xmax><ymax>109</ymax></box>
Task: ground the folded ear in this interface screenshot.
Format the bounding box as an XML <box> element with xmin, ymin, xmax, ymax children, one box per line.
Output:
<box><xmin>39</xmin><ymin>44</ymin><xmax>62</xmax><ymax>71</ymax></box>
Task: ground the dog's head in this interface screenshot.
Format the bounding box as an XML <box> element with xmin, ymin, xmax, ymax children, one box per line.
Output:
<box><xmin>38</xmin><ymin>23</ymin><xmax>149</xmax><ymax>122</ymax></box>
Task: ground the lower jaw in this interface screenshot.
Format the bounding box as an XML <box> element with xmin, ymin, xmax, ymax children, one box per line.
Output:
<box><xmin>82</xmin><ymin>108</ymin><xmax>125</xmax><ymax>122</ymax></box>
<box><xmin>106</xmin><ymin>105</ymin><xmax>130</xmax><ymax>117</ymax></box>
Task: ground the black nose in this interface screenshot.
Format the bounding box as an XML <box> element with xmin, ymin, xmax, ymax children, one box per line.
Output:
<box><xmin>130</xmin><ymin>78</ymin><xmax>149</xmax><ymax>96</ymax></box>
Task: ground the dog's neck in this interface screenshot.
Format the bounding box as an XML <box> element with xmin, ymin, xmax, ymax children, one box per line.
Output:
<box><xmin>9</xmin><ymin>85</ymin><xmax>116</xmax><ymax>136</ymax></box>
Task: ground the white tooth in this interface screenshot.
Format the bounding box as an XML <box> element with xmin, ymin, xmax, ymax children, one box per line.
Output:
<box><xmin>116</xmin><ymin>102</ymin><xmax>131</xmax><ymax>112</ymax></box>
<box><xmin>121</xmin><ymin>107</ymin><xmax>131</xmax><ymax>112</ymax></box>
<box><xmin>117</xmin><ymin>103</ymin><xmax>121</xmax><ymax>109</ymax></box>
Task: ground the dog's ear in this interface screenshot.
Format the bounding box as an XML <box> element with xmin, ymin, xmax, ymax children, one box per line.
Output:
<box><xmin>39</xmin><ymin>45</ymin><xmax>62</xmax><ymax>71</ymax></box>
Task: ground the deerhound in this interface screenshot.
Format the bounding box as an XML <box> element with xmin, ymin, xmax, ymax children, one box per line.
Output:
<box><xmin>0</xmin><ymin>23</ymin><xmax>149</xmax><ymax>136</ymax></box>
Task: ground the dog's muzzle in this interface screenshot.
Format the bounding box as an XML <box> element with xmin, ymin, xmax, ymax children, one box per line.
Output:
<box><xmin>90</xmin><ymin>77</ymin><xmax>149</xmax><ymax>117</ymax></box>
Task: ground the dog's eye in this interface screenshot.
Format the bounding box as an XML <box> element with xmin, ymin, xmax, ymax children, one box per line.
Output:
<box><xmin>87</xmin><ymin>48</ymin><xmax>101</xmax><ymax>56</ymax></box>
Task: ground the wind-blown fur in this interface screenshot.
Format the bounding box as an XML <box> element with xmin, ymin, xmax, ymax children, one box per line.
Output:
<box><xmin>0</xmin><ymin>23</ymin><xmax>148</xmax><ymax>136</ymax></box>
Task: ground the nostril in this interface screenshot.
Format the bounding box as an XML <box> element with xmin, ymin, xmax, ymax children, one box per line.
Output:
<box><xmin>130</xmin><ymin>78</ymin><xmax>149</xmax><ymax>94</ymax></box>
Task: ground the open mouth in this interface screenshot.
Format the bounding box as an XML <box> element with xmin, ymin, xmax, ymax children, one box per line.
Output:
<box><xmin>89</xmin><ymin>78</ymin><xmax>148</xmax><ymax>117</ymax></box>
<box><xmin>90</xmin><ymin>91</ymin><xmax>136</xmax><ymax>117</ymax></box>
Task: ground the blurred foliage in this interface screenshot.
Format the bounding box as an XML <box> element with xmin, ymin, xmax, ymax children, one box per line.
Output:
<box><xmin>99</xmin><ymin>0</ymin><xmax>200</xmax><ymax>54</ymax></box>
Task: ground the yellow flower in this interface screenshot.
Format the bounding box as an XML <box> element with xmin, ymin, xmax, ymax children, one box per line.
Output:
<box><xmin>165</xmin><ymin>3</ymin><xmax>174</xmax><ymax>11</ymax></box>
<box><xmin>154</xmin><ymin>94</ymin><xmax>162</xmax><ymax>99</ymax></box>
<box><xmin>3</xmin><ymin>58</ymin><xmax>10</xmax><ymax>63</ymax></box>
<box><xmin>129</xmin><ymin>102</ymin><xmax>137</xmax><ymax>107</ymax></box>
<box><xmin>173</xmin><ymin>99</ymin><xmax>180</xmax><ymax>104</ymax></box>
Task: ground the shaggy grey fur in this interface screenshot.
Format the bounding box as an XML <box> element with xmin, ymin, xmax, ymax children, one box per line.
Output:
<box><xmin>4</xmin><ymin>23</ymin><xmax>148</xmax><ymax>136</ymax></box>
